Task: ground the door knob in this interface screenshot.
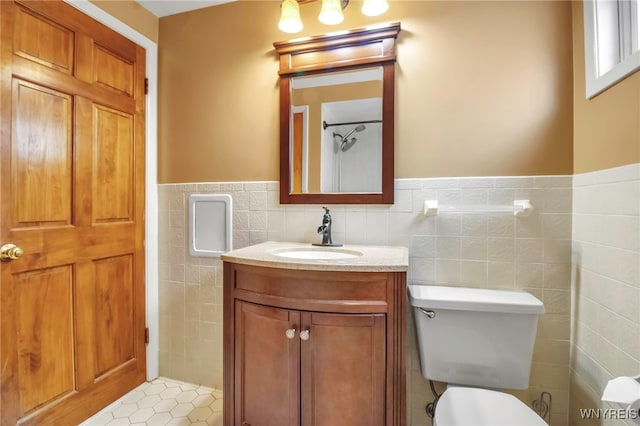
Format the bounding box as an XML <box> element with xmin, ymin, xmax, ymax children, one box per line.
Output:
<box><xmin>299</xmin><ymin>329</ymin><xmax>310</xmax><ymax>341</ymax></box>
<box><xmin>0</xmin><ymin>244</ymin><xmax>23</xmax><ymax>261</ymax></box>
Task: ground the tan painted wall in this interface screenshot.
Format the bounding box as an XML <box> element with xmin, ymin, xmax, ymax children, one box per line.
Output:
<box><xmin>572</xmin><ymin>1</ymin><xmax>640</xmax><ymax>174</ymax></box>
<box><xmin>158</xmin><ymin>1</ymin><xmax>573</xmax><ymax>183</ymax></box>
<box><xmin>90</xmin><ymin>0</ymin><xmax>158</xmax><ymax>42</ymax></box>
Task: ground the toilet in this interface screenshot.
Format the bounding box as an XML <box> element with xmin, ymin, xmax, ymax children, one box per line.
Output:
<box><xmin>408</xmin><ymin>285</ymin><xmax>547</xmax><ymax>426</ymax></box>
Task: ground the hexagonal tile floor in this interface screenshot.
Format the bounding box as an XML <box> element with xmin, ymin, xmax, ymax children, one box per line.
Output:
<box><xmin>81</xmin><ymin>377</ymin><xmax>222</xmax><ymax>426</ymax></box>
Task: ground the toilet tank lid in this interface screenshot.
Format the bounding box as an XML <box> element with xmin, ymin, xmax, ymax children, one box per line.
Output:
<box><xmin>408</xmin><ymin>285</ymin><xmax>545</xmax><ymax>314</ymax></box>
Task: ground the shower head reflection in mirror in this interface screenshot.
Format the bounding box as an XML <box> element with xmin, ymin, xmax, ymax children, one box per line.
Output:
<box><xmin>322</xmin><ymin>119</ymin><xmax>382</xmax><ymax>194</ymax></box>
<box><xmin>333</xmin><ymin>124</ymin><xmax>366</xmax><ymax>153</ymax></box>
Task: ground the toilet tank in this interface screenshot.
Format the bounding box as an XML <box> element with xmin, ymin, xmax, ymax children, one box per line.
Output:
<box><xmin>408</xmin><ymin>285</ymin><xmax>544</xmax><ymax>390</ymax></box>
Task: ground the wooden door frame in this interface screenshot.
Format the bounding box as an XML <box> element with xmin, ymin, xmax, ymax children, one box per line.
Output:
<box><xmin>64</xmin><ymin>0</ymin><xmax>159</xmax><ymax>380</ymax></box>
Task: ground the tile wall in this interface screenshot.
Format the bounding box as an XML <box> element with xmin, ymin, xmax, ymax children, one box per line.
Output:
<box><xmin>569</xmin><ymin>164</ymin><xmax>640</xmax><ymax>426</ymax></box>
<box><xmin>157</xmin><ymin>175</ymin><xmax>573</xmax><ymax>426</ymax></box>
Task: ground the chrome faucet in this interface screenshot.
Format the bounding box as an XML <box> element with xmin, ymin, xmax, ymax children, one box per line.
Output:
<box><xmin>313</xmin><ymin>207</ymin><xmax>342</xmax><ymax>247</ymax></box>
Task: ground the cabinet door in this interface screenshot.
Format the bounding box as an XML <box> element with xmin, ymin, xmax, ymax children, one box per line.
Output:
<box><xmin>300</xmin><ymin>313</ymin><xmax>386</xmax><ymax>426</ymax></box>
<box><xmin>235</xmin><ymin>301</ymin><xmax>300</xmax><ymax>426</ymax></box>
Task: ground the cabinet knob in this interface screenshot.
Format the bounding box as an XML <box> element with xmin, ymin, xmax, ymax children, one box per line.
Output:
<box><xmin>299</xmin><ymin>329</ymin><xmax>310</xmax><ymax>341</ymax></box>
<box><xmin>285</xmin><ymin>328</ymin><xmax>296</xmax><ymax>339</ymax></box>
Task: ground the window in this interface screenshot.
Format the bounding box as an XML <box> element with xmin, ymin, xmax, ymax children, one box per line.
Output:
<box><xmin>584</xmin><ymin>0</ymin><xmax>640</xmax><ymax>98</ymax></box>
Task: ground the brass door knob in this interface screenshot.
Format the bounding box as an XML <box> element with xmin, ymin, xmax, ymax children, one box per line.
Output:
<box><xmin>0</xmin><ymin>243</ymin><xmax>24</xmax><ymax>261</ymax></box>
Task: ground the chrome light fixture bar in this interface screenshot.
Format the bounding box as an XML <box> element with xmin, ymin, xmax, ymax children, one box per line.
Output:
<box><xmin>279</xmin><ymin>0</ymin><xmax>389</xmax><ymax>33</ymax></box>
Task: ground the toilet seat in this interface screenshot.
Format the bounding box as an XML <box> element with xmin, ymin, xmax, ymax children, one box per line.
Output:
<box><xmin>434</xmin><ymin>387</ymin><xmax>548</xmax><ymax>426</ymax></box>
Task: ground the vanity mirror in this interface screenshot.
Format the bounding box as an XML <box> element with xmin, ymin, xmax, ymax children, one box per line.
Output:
<box><xmin>274</xmin><ymin>22</ymin><xmax>401</xmax><ymax>204</ymax></box>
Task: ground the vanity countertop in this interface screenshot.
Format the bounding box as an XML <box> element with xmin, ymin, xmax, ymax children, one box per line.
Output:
<box><xmin>221</xmin><ymin>241</ymin><xmax>408</xmax><ymax>272</ymax></box>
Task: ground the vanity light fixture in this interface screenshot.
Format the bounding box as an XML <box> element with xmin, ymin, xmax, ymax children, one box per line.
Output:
<box><xmin>318</xmin><ymin>0</ymin><xmax>344</xmax><ymax>25</ymax></box>
<box><xmin>279</xmin><ymin>0</ymin><xmax>304</xmax><ymax>33</ymax></box>
<box><xmin>361</xmin><ymin>0</ymin><xmax>389</xmax><ymax>16</ymax></box>
<box><xmin>278</xmin><ymin>0</ymin><xmax>389</xmax><ymax>33</ymax></box>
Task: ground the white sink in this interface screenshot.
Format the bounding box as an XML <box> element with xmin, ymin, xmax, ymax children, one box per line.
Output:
<box><xmin>272</xmin><ymin>248</ymin><xmax>363</xmax><ymax>260</ymax></box>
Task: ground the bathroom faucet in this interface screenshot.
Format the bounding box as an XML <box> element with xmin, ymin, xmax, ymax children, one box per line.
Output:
<box><xmin>313</xmin><ymin>207</ymin><xmax>342</xmax><ymax>247</ymax></box>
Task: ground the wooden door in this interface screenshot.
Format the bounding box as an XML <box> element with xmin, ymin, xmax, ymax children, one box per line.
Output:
<box><xmin>235</xmin><ymin>301</ymin><xmax>300</xmax><ymax>426</ymax></box>
<box><xmin>300</xmin><ymin>312</ymin><xmax>386</xmax><ymax>426</ymax></box>
<box><xmin>0</xmin><ymin>1</ymin><xmax>147</xmax><ymax>425</ymax></box>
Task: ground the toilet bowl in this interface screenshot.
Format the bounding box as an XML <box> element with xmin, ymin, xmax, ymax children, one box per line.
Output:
<box><xmin>433</xmin><ymin>387</ymin><xmax>547</xmax><ymax>426</ymax></box>
<box><xmin>408</xmin><ymin>285</ymin><xmax>547</xmax><ymax>426</ymax></box>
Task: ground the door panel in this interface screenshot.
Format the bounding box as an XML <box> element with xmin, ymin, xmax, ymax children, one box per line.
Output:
<box><xmin>93</xmin><ymin>45</ymin><xmax>135</xmax><ymax>96</ymax></box>
<box><xmin>0</xmin><ymin>1</ymin><xmax>146</xmax><ymax>424</ymax></box>
<box><xmin>12</xmin><ymin>79</ymin><xmax>73</xmax><ymax>227</ymax></box>
<box><xmin>94</xmin><ymin>255</ymin><xmax>134</xmax><ymax>377</ymax></box>
<box><xmin>13</xmin><ymin>6</ymin><xmax>74</xmax><ymax>73</ymax></box>
<box><xmin>235</xmin><ymin>301</ymin><xmax>300</xmax><ymax>426</ymax></box>
<box><xmin>92</xmin><ymin>104</ymin><xmax>134</xmax><ymax>223</ymax></box>
<box><xmin>301</xmin><ymin>312</ymin><xmax>386</xmax><ymax>426</ymax></box>
<box><xmin>16</xmin><ymin>266</ymin><xmax>75</xmax><ymax>416</ymax></box>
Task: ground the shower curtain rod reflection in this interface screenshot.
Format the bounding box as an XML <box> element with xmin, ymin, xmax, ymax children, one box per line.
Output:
<box><xmin>322</xmin><ymin>119</ymin><xmax>382</xmax><ymax>130</ymax></box>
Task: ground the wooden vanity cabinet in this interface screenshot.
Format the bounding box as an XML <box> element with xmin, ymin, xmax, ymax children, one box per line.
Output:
<box><xmin>223</xmin><ymin>262</ymin><xmax>406</xmax><ymax>426</ymax></box>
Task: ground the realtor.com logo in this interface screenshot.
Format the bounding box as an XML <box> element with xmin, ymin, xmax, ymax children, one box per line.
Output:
<box><xmin>579</xmin><ymin>408</ymin><xmax>640</xmax><ymax>424</ymax></box>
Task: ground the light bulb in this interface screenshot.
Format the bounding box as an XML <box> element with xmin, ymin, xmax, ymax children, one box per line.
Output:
<box><xmin>361</xmin><ymin>0</ymin><xmax>389</xmax><ymax>17</ymax></box>
<box><xmin>319</xmin><ymin>0</ymin><xmax>344</xmax><ymax>25</ymax></box>
<box><xmin>279</xmin><ymin>0</ymin><xmax>303</xmax><ymax>33</ymax></box>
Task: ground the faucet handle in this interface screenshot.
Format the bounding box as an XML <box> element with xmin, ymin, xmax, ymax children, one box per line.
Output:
<box><xmin>313</xmin><ymin>206</ymin><xmax>341</xmax><ymax>247</ymax></box>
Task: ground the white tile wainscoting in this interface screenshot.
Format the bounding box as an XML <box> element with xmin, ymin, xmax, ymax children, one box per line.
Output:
<box><xmin>570</xmin><ymin>163</ymin><xmax>640</xmax><ymax>426</ymax></box>
<box><xmin>158</xmin><ymin>175</ymin><xmax>573</xmax><ymax>426</ymax></box>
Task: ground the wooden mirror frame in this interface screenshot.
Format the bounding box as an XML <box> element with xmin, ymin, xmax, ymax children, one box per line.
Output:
<box><xmin>274</xmin><ymin>22</ymin><xmax>401</xmax><ymax>204</ymax></box>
